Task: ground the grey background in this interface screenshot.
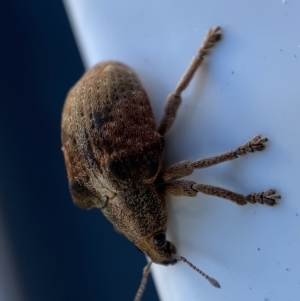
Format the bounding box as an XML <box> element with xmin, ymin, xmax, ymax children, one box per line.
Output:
<box><xmin>0</xmin><ymin>1</ymin><xmax>158</xmax><ymax>300</ymax></box>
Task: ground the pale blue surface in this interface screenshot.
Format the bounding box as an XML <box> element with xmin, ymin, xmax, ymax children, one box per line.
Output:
<box><xmin>64</xmin><ymin>0</ymin><xmax>300</xmax><ymax>300</ymax></box>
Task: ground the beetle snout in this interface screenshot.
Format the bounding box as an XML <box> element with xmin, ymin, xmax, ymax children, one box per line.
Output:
<box><xmin>162</xmin><ymin>258</ymin><xmax>177</xmax><ymax>265</ymax></box>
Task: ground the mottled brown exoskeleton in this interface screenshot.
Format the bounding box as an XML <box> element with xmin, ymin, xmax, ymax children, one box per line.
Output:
<box><xmin>61</xmin><ymin>27</ymin><xmax>280</xmax><ymax>300</ymax></box>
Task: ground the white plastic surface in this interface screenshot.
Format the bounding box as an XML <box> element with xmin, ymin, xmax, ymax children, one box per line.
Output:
<box><xmin>63</xmin><ymin>1</ymin><xmax>300</xmax><ymax>300</ymax></box>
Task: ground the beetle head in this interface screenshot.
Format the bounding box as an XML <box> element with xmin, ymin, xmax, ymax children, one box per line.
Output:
<box><xmin>133</xmin><ymin>232</ymin><xmax>221</xmax><ymax>301</ymax></box>
<box><xmin>135</xmin><ymin>231</ymin><xmax>178</xmax><ymax>265</ymax></box>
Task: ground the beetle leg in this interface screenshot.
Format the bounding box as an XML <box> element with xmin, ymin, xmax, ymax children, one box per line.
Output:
<box><xmin>158</xmin><ymin>26</ymin><xmax>222</xmax><ymax>135</ymax></box>
<box><xmin>161</xmin><ymin>135</ymin><xmax>268</xmax><ymax>181</ymax></box>
<box><xmin>164</xmin><ymin>180</ymin><xmax>280</xmax><ymax>206</ymax></box>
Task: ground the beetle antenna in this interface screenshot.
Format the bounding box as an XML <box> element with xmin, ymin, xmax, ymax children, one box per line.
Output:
<box><xmin>173</xmin><ymin>255</ymin><xmax>221</xmax><ymax>288</ymax></box>
<box><xmin>134</xmin><ymin>261</ymin><xmax>152</xmax><ymax>301</ymax></box>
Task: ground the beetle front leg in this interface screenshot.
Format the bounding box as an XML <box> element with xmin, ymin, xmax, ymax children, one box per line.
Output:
<box><xmin>164</xmin><ymin>180</ymin><xmax>280</xmax><ymax>206</ymax></box>
<box><xmin>158</xmin><ymin>26</ymin><xmax>222</xmax><ymax>136</ymax></box>
<box><xmin>162</xmin><ymin>135</ymin><xmax>268</xmax><ymax>181</ymax></box>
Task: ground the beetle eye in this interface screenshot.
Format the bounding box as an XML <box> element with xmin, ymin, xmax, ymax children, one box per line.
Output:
<box><xmin>153</xmin><ymin>233</ymin><xmax>166</xmax><ymax>247</ymax></box>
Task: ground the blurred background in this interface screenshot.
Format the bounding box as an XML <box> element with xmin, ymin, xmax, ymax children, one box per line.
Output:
<box><xmin>0</xmin><ymin>1</ymin><xmax>158</xmax><ymax>300</ymax></box>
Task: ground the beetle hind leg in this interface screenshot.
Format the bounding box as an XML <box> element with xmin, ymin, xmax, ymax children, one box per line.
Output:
<box><xmin>158</xmin><ymin>27</ymin><xmax>222</xmax><ymax>136</ymax></box>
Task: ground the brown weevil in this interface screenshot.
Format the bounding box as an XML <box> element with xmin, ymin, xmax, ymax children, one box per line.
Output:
<box><xmin>61</xmin><ymin>27</ymin><xmax>280</xmax><ymax>300</ymax></box>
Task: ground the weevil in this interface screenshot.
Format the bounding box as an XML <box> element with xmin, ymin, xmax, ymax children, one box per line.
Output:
<box><xmin>61</xmin><ymin>27</ymin><xmax>280</xmax><ymax>300</ymax></box>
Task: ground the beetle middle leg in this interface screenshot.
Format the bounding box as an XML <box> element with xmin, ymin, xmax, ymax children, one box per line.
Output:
<box><xmin>158</xmin><ymin>26</ymin><xmax>222</xmax><ymax>136</ymax></box>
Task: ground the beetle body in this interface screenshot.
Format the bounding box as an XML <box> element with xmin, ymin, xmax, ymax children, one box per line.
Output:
<box><xmin>61</xmin><ymin>61</ymin><xmax>175</xmax><ymax>264</ymax></box>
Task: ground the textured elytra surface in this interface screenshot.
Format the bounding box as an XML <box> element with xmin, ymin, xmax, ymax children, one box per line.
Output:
<box><xmin>61</xmin><ymin>61</ymin><xmax>167</xmax><ymax>246</ymax></box>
